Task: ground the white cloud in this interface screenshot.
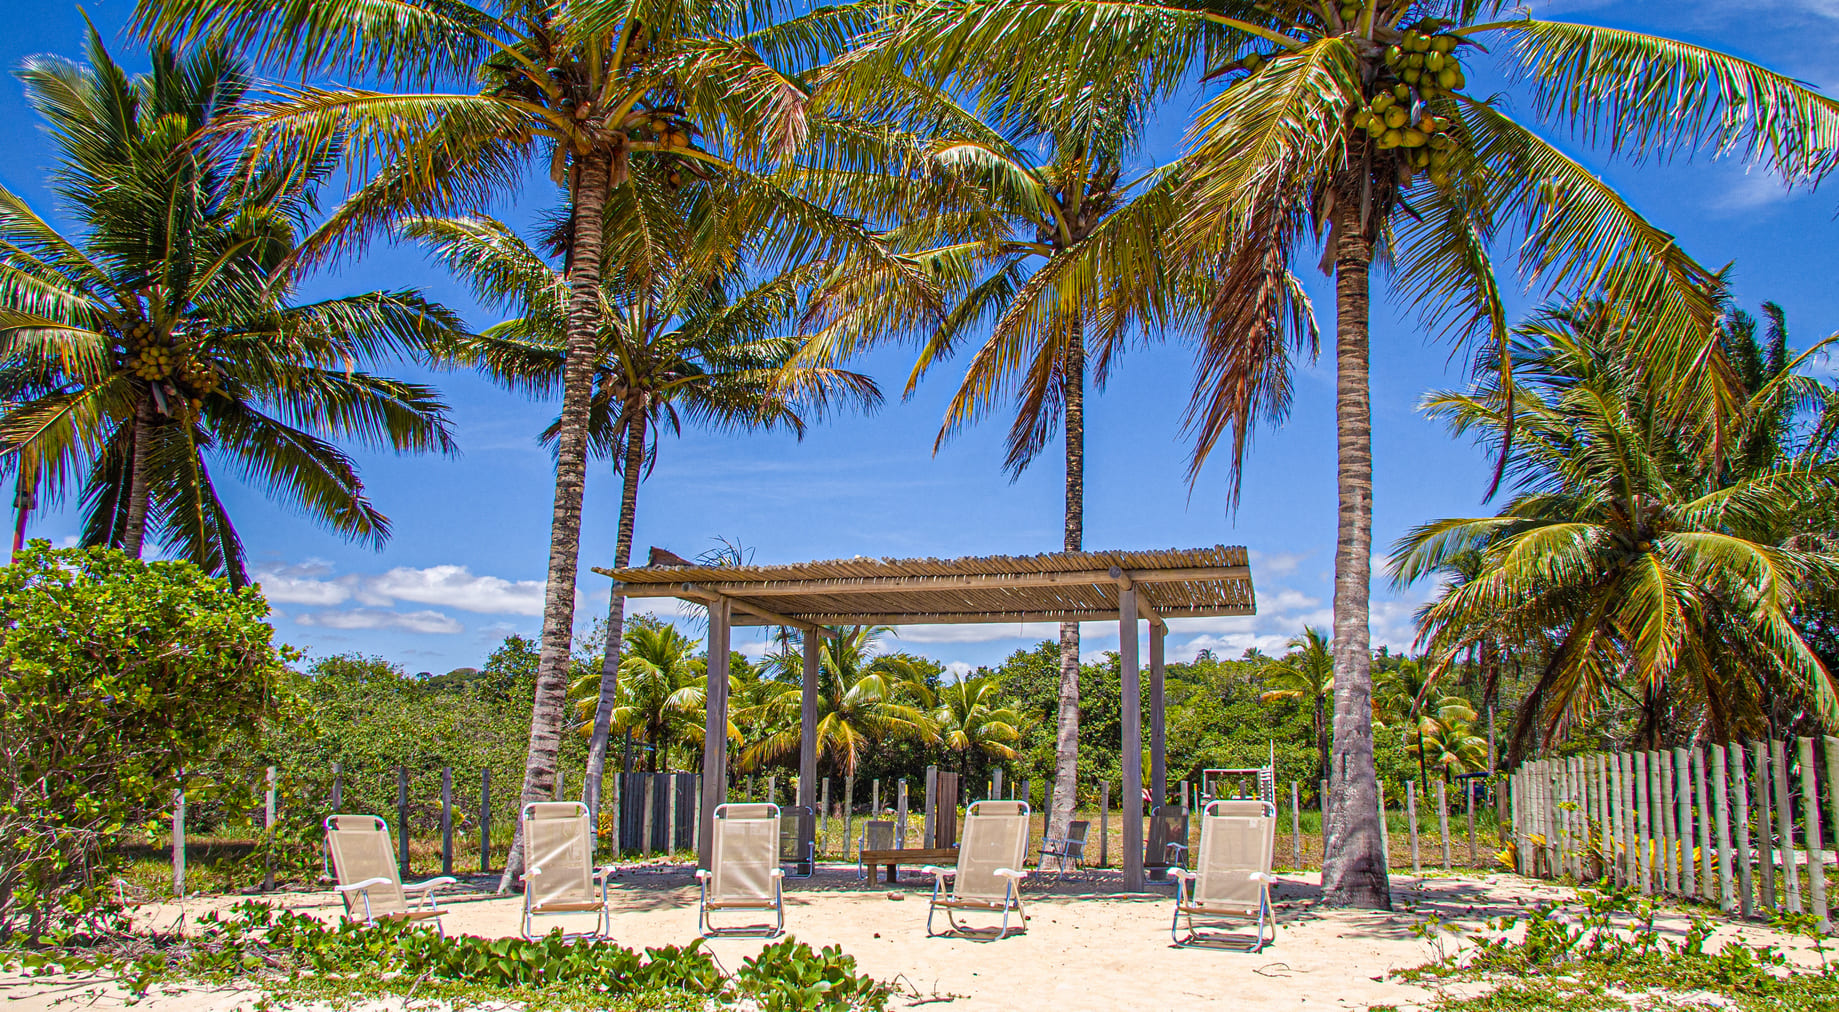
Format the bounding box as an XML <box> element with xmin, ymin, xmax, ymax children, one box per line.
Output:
<box><xmin>296</xmin><ymin>608</ymin><xmax>464</xmax><ymax>634</ymax></box>
<box><xmin>1181</xmin><ymin>632</ymin><xmax>1293</xmax><ymax>660</ymax></box>
<box><xmin>1248</xmin><ymin>549</ymin><xmax>1305</xmax><ymax>576</ymax></box>
<box><xmin>365</xmin><ymin>564</ymin><xmax>548</xmax><ymax>615</ymax></box>
<box><xmin>897</xmin><ymin>622</ymin><xmax>1057</xmax><ymax>644</ymax></box>
<box><xmin>944</xmin><ymin>661</ymin><xmax>974</xmax><ymax>680</ymax></box>
<box><xmin>1708</xmin><ymin>171</ymin><xmax>1802</xmax><ymax>216</ymax></box>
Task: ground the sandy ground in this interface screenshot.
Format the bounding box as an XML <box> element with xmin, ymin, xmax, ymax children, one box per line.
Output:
<box><xmin>2</xmin><ymin>867</ymin><xmax>1823</xmax><ymax>1011</ymax></box>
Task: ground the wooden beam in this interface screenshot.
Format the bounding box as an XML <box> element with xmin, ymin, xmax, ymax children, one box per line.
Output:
<box><xmin>621</xmin><ymin>582</ymin><xmax>820</xmax><ymax>633</ymax></box>
<box><xmin>597</xmin><ymin>565</ymin><xmax>1250</xmax><ymax>597</ymax></box>
<box><xmin>1109</xmin><ymin>567</ymin><xmax>1166</xmax><ymax>627</ymax></box>
<box><xmin>698</xmin><ymin>599</ymin><xmax>731</xmax><ymax>870</ymax></box>
<box><xmin>725</xmin><ymin>607</ymin><xmax>1252</xmax><ymax>626</ymax></box>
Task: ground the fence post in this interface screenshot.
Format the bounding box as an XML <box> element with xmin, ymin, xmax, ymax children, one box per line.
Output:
<box><xmin>844</xmin><ymin>774</ymin><xmax>856</xmax><ymax>860</ymax></box>
<box><xmin>1407</xmin><ymin>780</ymin><xmax>1421</xmax><ymax>876</ymax></box>
<box><xmin>1772</xmin><ymin>740</ymin><xmax>1803</xmax><ymax>914</ymax></box>
<box><xmin>1634</xmin><ymin>751</ymin><xmax>1652</xmax><ymax>894</ymax></box>
<box><xmin>895</xmin><ymin>779</ymin><xmax>909</xmax><ymax>850</ymax></box>
<box><xmin>172</xmin><ymin>787</ymin><xmax>186</xmax><ymax>897</ymax></box>
<box><xmin>820</xmin><ymin>777</ymin><xmax>832</xmax><ymax>856</ymax></box>
<box><xmin>397</xmin><ymin>766</ymin><xmax>410</xmax><ymax>877</ymax></box>
<box><xmin>1693</xmin><ymin>747</ymin><xmax>1713</xmax><ymax>902</ymax></box>
<box><xmin>331</xmin><ymin>763</ymin><xmax>343</xmax><ymax>811</ymax></box>
<box><xmin>1378</xmin><ymin>781</ymin><xmax>1389</xmax><ymax>868</ymax></box>
<box><xmin>1320</xmin><ymin>779</ymin><xmax>1330</xmax><ymax>867</ymax></box>
<box><xmin>1753</xmin><ymin>742</ymin><xmax>1777</xmax><ymax>910</ymax></box>
<box><xmin>556</xmin><ymin>768</ymin><xmax>565</xmax><ymax>803</ymax></box>
<box><xmin>640</xmin><ymin>775</ymin><xmax>655</xmax><ymax>857</ymax></box>
<box><xmin>1730</xmin><ymin>742</ymin><xmax>1754</xmax><ymax>919</ymax></box>
<box><xmin>668</xmin><ymin>773</ymin><xmax>681</xmax><ymax>854</ymax></box>
<box><xmin>263</xmin><ymin>766</ymin><xmax>277</xmax><ymax>891</ymax></box>
<box><xmin>1674</xmin><ymin>748</ymin><xmax>1694</xmax><ymax>897</ymax></box>
<box><xmin>1290</xmin><ymin>781</ymin><xmax>1302</xmax><ymax>868</ymax></box>
<box><xmin>441</xmin><ymin>767</ymin><xmax>454</xmax><ymax>877</ymax></box>
<box><xmin>1436</xmin><ymin>780</ymin><xmax>1451</xmax><ymax>871</ymax></box>
<box><xmin>1099</xmin><ymin>782</ymin><xmax>1111</xmax><ymax>868</ymax></box>
<box><xmin>1712</xmin><ymin>745</ymin><xmax>1734</xmax><ymax>911</ymax></box>
<box><xmin>1620</xmin><ymin>752</ymin><xmax>1638</xmax><ymax>886</ymax></box>
<box><xmin>480</xmin><ymin>768</ymin><xmax>492</xmax><ymax>873</ymax></box>
<box><xmin>1798</xmin><ymin>737</ymin><xmax>1829</xmax><ymax>930</ymax></box>
<box><xmin>1654</xmin><ymin>751</ymin><xmax>1674</xmax><ymax>894</ymax></box>
<box><xmin>1466</xmin><ymin>776</ymin><xmax>1477</xmax><ymax>867</ymax></box>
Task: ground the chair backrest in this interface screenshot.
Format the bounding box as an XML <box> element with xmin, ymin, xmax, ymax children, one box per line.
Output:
<box><xmin>524</xmin><ymin>802</ymin><xmax>595</xmax><ymax>910</ymax></box>
<box><xmin>778</xmin><ymin>805</ymin><xmax>814</xmax><ymax>862</ymax></box>
<box><xmin>1193</xmin><ymin>800</ymin><xmax>1276</xmax><ymax>911</ymax></box>
<box><xmin>324</xmin><ymin>814</ymin><xmax>407</xmax><ymax>917</ymax></box>
<box><xmin>711</xmin><ymin>803</ymin><xmax>779</xmax><ymax>902</ymax></box>
<box><xmin>862</xmin><ymin>820</ymin><xmax>895</xmax><ymax>852</ymax></box>
<box><xmin>1065</xmin><ymin>820</ymin><xmax>1091</xmax><ymax>850</ymax></box>
<box><xmin>953</xmin><ymin>800</ymin><xmax>1030</xmax><ymax>902</ymax></box>
<box><xmin>1147</xmin><ymin>807</ymin><xmax>1190</xmax><ymax>864</ymax></box>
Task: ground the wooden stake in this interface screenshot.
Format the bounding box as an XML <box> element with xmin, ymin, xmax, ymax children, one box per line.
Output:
<box><xmin>640</xmin><ymin>775</ymin><xmax>654</xmax><ymax>857</ymax></box>
<box><xmin>263</xmin><ymin>766</ymin><xmax>277</xmax><ymax>892</ymax></box>
<box><xmin>844</xmin><ymin>774</ymin><xmax>856</xmax><ymax>860</ymax></box>
<box><xmin>1694</xmin><ymin>747</ymin><xmax>1713</xmax><ymax>902</ymax></box>
<box><xmin>1731</xmin><ymin>742</ymin><xmax>1754</xmax><ymax>920</ymax></box>
<box><xmin>1753</xmin><ymin>742</ymin><xmax>1776</xmax><ymax>910</ymax></box>
<box><xmin>1100</xmin><ymin>782</ymin><xmax>1111</xmax><ymax>868</ymax></box>
<box><xmin>1290</xmin><ymin>780</ymin><xmax>1302</xmax><ymax>867</ymax></box>
<box><xmin>1437</xmin><ymin>780</ymin><xmax>1451</xmax><ymax>871</ymax></box>
<box><xmin>1378</xmin><ymin>781</ymin><xmax>1390</xmax><ymax>869</ymax></box>
<box><xmin>1466</xmin><ymin>774</ymin><xmax>1477</xmax><ymax>868</ymax></box>
<box><xmin>480</xmin><ymin>768</ymin><xmax>492</xmax><ymax>872</ymax></box>
<box><xmin>820</xmin><ymin>777</ymin><xmax>832</xmax><ymax>855</ymax></box>
<box><xmin>172</xmin><ymin>788</ymin><xmax>185</xmax><ymax>897</ymax></box>
<box><xmin>1634</xmin><ymin>751</ymin><xmax>1651</xmax><ymax>894</ymax></box>
<box><xmin>1713</xmin><ymin>745</ymin><xmax>1734</xmax><ymax>911</ymax></box>
<box><xmin>397</xmin><ymin>766</ymin><xmax>410</xmax><ymax>877</ymax></box>
<box><xmin>896</xmin><ymin>779</ymin><xmax>908</xmax><ymax>850</ymax></box>
<box><xmin>1798</xmin><ymin>737</ymin><xmax>1829</xmax><ymax>931</ymax></box>
<box><xmin>1675</xmin><ymin>747</ymin><xmax>1694</xmax><ymax>897</ymax></box>
<box><xmin>1772</xmin><ymin>740</ymin><xmax>1803</xmax><ymax>914</ymax></box>
<box><xmin>1408</xmin><ymin>780</ymin><xmax>1421</xmax><ymax>876</ymax></box>
<box><xmin>440</xmin><ymin>766</ymin><xmax>453</xmax><ymax>877</ymax></box>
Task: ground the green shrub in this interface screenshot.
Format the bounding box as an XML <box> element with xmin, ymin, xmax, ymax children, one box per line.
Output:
<box><xmin>0</xmin><ymin>544</ymin><xmax>290</xmax><ymax>939</ymax></box>
<box><xmin>735</xmin><ymin>938</ymin><xmax>890</xmax><ymax>1011</ymax></box>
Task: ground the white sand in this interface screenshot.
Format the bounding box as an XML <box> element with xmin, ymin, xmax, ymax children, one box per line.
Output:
<box><xmin>3</xmin><ymin>868</ymin><xmax>1822</xmax><ymax>1011</ymax></box>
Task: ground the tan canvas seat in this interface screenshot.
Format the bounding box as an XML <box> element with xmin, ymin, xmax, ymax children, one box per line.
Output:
<box><xmin>323</xmin><ymin>815</ymin><xmax>457</xmax><ymax>931</ymax></box>
<box><xmin>1170</xmin><ymin>800</ymin><xmax>1278</xmax><ymax>950</ymax></box>
<box><xmin>856</xmin><ymin>820</ymin><xmax>894</xmax><ymax>880</ymax></box>
<box><xmin>780</xmin><ymin>805</ymin><xmax>815</xmax><ymax>878</ymax></box>
<box><xmin>696</xmin><ymin>803</ymin><xmax>785</xmax><ymax>938</ymax></box>
<box><xmin>922</xmin><ymin>800</ymin><xmax>1029</xmax><ymax>939</ymax></box>
<box><xmin>520</xmin><ymin>802</ymin><xmax>614</xmax><ymax>941</ymax></box>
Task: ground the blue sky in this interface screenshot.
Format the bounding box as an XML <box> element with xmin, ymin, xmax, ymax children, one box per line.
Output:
<box><xmin>5</xmin><ymin>1</ymin><xmax>1837</xmax><ymax>676</ymax></box>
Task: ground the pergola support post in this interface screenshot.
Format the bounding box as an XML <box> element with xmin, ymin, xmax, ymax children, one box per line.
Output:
<box><xmin>798</xmin><ymin>630</ymin><xmax>820</xmax><ymax>862</ymax></box>
<box><xmin>698</xmin><ymin>598</ymin><xmax>732</xmax><ymax>869</ymax></box>
<box><xmin>1120</xmin><ymin>587</ymin><xmax>1144</xmax><ymax>891</ymax></box>
<box><xmin>1150</xmin><ymin>622</ymin><xmax>1166</xmax><ymax>810</ymax></box>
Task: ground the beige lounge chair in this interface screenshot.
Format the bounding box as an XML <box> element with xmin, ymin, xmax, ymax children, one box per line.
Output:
<box><xmin>323</xmin><ymin>814</ymin><xmax>456</xmax><ymax>931</ymax></box>
<box><xmin>857</xmin><ymin>820</ymin><xmax>895</xmax><ymax>880</ymax></box>
<box><xmin>780</xmin><ymin>805</ymin><xmax>815</xmax><ymax>878</ymax></box>
<box><xmin>520</xmin><ymin>802</ymin><xmax>614</xmax><ymax>940</ymax></box>
<box><xmin>1170</xmin><ymin>800</ymin><xmax>1278</xmax><ymax>950</ymax></box>
<box><xmin>696</xmin><ymin>803</ymin><xmax>785</xmax><ymax>938</ymax></box>
<box><xmin>922</xmin><ymin>800</ymin><xmax>1030</xmax><ymax>938</ymax></box>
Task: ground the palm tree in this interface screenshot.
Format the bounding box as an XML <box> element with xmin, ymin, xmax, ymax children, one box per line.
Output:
<box><xmin>1392</xmin><ymin>297</ymin><xmax>1839</xmax><ymax>761</ymax></box>
<box><xmin>932</xmin><ymin>677</ymin><xmax>1024</xmax><ymax>778</ymax></box>
<box><xmin>1259</xmin><ymin>627</ymin><xmax>1333</xmax><ymax>786</ymax></box>
<box><xmin>862</xmin><ymin>0</ymin><xmax>1839</xmax><ymax>908</ymax></box>
<box><xmin>1407</xmin><ymin>718</ymin><xmax>1488</xmax><ymax>781</ymax></box>
<box><xmin>0</xmin><ymin>33</ymin><xmax>458</xmax><ymax>580</ymax></box>
<box><xmin>136</xmin><ymin>0</ymin><xmax>894</xmax><ymax>887</ymax></box>
<box><xmin>571</xmin><ymin>622</ymin><xmax>705</xmax><ymax>772</ymax></box>
<box><xmin>738</xmin><ymin>627</ymin><xmax>939</xmax><ymax>777</ymax></box>
<box><xmin>406</xmin><ymin>202</ymin><xmax>878</xmax><ymax>807</ymax></box>
<box><xmin>1373</xmin><ymin>660</ymin><xmax>1476</xmax><ymax>787</ymax></box>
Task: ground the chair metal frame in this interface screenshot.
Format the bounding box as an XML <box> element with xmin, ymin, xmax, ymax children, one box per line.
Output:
<box><xmin>1169</xmin><ymin>800</ymin><xmax>1278</xmax><ymax>951</ymax></box>
<box><xmin>695</xmin><ymin>802</ymin><xmax>786</xmax><ymax>939</ymax></box>
<box><xmin>923</xmin><ymin>800</ymin><xmax>1030</xmax><ymax>940</ymax></box>
<box><xmin>323</xmin><ymin>814</ymin><xmax>456</xmax><ymax>935</ymax></box>
<box><xmin>1036</xmin><ymin>819</ymin><xmax>1091</xmax><ymax>881</ymax></box>
<box><xmin>518</xmin><ymin>801</ymin><xmax>616</xmax><ymax>942</ymax></box>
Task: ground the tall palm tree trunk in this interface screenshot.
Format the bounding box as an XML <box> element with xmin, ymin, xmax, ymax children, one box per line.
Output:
<box><xmin>119</xmin><ymin>395</ymin><xmax>156</xmax><ymax>559</ymax></box>
<box><xmin>499</xmin><ymin>149</ymin><xmax>613</xmax><ymax>892</ymax></box>
<box><xmin>1048</xmin><ymin>318</ymin><xmax>1085</xmax><ymax>841</ymax></box>
<box><xmin>1319</xmin><ymin>193</ymin><xmax>1390</xmax><ymax>909</ymax></box>
<box><xmin>584</xmin><ymin>411</ymin><xmax>648</xmax><ymax>813</ymax></box>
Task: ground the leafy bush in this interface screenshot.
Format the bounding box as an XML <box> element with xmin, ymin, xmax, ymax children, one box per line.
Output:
<box><xmin>7</xmin><ymin>903</ymin><xmax>886</xmax><ymax>1010</ymax></box>
<box><xmin>0</xmin><ymin>545</ymin><xmax>290</xmax><ymax>939</ymax></box>
<box><xmin>735</xmin><ymin>938</ymin><xmax>890</xmax><ymax>1011</ymax></box>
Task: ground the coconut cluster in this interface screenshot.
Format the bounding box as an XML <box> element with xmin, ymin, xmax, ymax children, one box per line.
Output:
<box><xmin>1382</xmin><ymin>26</ymin><xmax>1466</xmax><ymax>99</ymax></box>
<box><xmin>1355</xmin><ymin>23</ymin><xmax>1469</xmax><ymax>186</ymax></box>
<box><xmin>620</xmin><ymin>106</ymin><xmax>705</xmax><ymax>190</ymax></box>
<box><xmin>121</xmin><ymin>320</ymin><xmax>218</xmax><ymax>414</ymax></box>
<box><xmin>1352</xmin><ymin>87</ymin><xmax>1457</xmax><ymax>185</ymax></box>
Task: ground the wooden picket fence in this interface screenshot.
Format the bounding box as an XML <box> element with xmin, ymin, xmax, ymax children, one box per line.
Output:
<box><xmin>1509</xmin><ymin>737</ymin><xmax>1839</xmax><ymax>930</ymax></box>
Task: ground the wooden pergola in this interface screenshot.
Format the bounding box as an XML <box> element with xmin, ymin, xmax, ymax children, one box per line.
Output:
<box><xmin>595</xmin><ymin>545</ymin><xmax>1256</xmax><ymax>891</ymax></box>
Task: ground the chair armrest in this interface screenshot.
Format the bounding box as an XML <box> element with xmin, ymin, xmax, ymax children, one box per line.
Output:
<box><xmin>694</xmin><ymin>869</ymin><xmax>712</xmax><ymax>882</ymax></box>
<box><xmin>1169</xmin><ymin>868</ymin><xmax>1198</xmax><ymax>883</ymax></box>
<box><xmin>919</xmin><ymin>865</ymin><xmax>955</xmax><ymax>878</ymax></box>
<box><xmin>334</xmin><ymin>877</ymin><xmax>393</xmax><ymax>894</ymax></box>
<box><xmin>1250</xmin><ymin>872</ymin><xmax>1278</xmax><ymax>884</ymax></box>
<box><xmin>592</xmin><ymin>866</ymin><xmax>617</xmax><ymax>880</ymax></box>
<box><xmin>770</xmin><ymin>869</ymin><xmax>785</xmax><ymax>879</ymax></box>
<box><xmin>993</xmin><ymin>868</ymin><xmax>1027</xmax><ymax>881</ymax></box>
<box><xmin>404</xmin><ymin>876</ymin><xmax>458</xmax><ymax>893</ymax></box>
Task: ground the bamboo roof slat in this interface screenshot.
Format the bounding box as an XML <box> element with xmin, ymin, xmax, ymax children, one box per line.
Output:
<box><xmin>593</xmin><ymin>546</ymin><xmax>1255</xmax><ymax>627</ymax></box>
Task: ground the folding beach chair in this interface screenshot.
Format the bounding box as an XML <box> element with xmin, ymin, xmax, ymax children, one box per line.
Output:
<box><xmin>696</xmin><ymin>803</ymin><xmax>785</xmax><ymax>938</ymax></box>
<box><xmin>1147</xmin><ymin>806</ymin><xmax>1192</xmax><ymax>876</ymax></box>
<box><xmin>780</xmin><ymin>805</ymin><xmax>815</xmax><ymax>878</ymax></box>
<box><xmin>1170</xmin><ymin>800</ymin><xmax>1278</xmax><ymax>950</ymax></box>
<box><xmin>922</xmin><ymin>800</ymin><xmax>1030</xmax><ymax>939</ymax></box>
<box><xmin>1037</xmin><ymin>820</ymin><xmax>1091</xmax><ymax>880</ymax></box>
<box><xmin>323</xmin><ymin>814</ymin><xmax>457</xmax><ymax>931</ymax></box>
<box><xmin>520</xmin><ymin>802</ymin><xmax>615</xmax><ymax>941</ymax></box>
<box><xmin>857</xmin><ymin>820</ymin><xmax>895</xmax><ymax>880</ymax></box>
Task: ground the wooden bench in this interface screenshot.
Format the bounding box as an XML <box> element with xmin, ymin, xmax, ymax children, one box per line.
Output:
<box><xmin>857</xmin><ymin>847</ymin><xmax>958</xmax><ymax>883</ymax></box>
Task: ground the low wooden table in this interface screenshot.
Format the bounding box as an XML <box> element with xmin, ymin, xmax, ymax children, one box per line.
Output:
<box><xmin>858</xmin><ymin>847</ymin><xmax>958</xmax><ymax>883</ymax></box>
